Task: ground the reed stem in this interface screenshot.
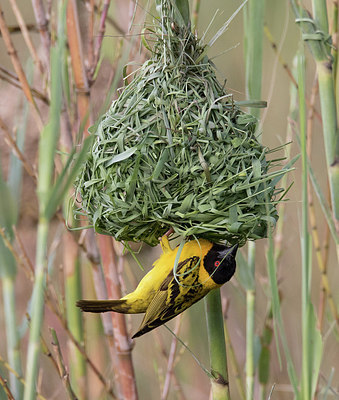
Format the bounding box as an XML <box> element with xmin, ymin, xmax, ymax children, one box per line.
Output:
<box><xmin>290</xmin><ymin>0</ymin><xmax>339</xmax><ymax>235</ymax></box>
<box><xmin>205</xmin><ymin>289</ymin><xmax>230</xmax><ymax>400</ymax></box>
<box><xmin>23</xmin><ymin>220</ymin><xmax>49</xmax><ymax>400</ymax></box>
<box><xmin>2</xmin><ymin>277</ymin><xmax>23</xmax><ymax>399</ymax></box>
<box><xmin>64</xmin><ymin>234</ymin><xmax>87</xmax><ymax>399</ymax></box>
<box><xmin>245</xmin><ymin>242</ymin><xmax>255</xmax><ymax>400</ymax></box>
<box><xmin>23</xmin><ymin>4</ymin><xmax>64</xmax><ymax>396</ymax></box>
<box><xmin>243</xmin><ymin>2</ymin><xmax>265</xmax><ymax>397</ymax></box>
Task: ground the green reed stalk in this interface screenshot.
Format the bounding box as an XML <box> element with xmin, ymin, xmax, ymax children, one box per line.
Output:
<box><xmin>298</xmin><ymin>47</ymin><xmax>311</xmax><ymax>400</ymax></box>
<box><xmin>23</xmin><ymin>5</ymin><xmax>64</xmax><ymax>399</ymax></box>
<box><xmin>331</xmin><ymin>2</ymin><xmax>338</xmax><ymax>85</ymax></box>
<box><xmin>0</xmin><ymin>88</ymin><xmax>28</xmax><ymax>399</ymax></box>
<box><xmin>62</xmin><ymin>44</ymin><xmax>86</xmax><ymax>400</ymax></box>
<box><xmin>266</xmin><ymin>227</ymin><xmax>300</xmax><ymax>398</ymax></box>
<box><xmin>244</xmin><ymin>0</ymin><xmax>265</xmax><ymax>120</ymax></box>
<box><xmin>64</xmin><ymin>250</ymin><xmax>87</xmax><ymax>399</ymax></box>
<box><xmin>298</xmin><ymin>47</ymin><xmax>323</xmax><ymax>400</ymax></box>
<box><xmin>243</xmin><ymin>1</ymin><xmax>265</xmax><ymax>398</ymax></box>
<box><xmin>2</xmin><ymin>277</ymin><xmax>23</xmax><ymax>399</ymax></box>
<box><xmin>245</xmin><ymin>242</ymin><xmax>255</xmax><ymax>400</ymax></box>
<box><xmin>205</xmin><ymin>290</ymin><xmax>230</xmax><ymax>400</ymax></box>
<box><xmin>23</xmin><ymin>220</ymin><xmax>49</xmax><ymax>400</ymax></box>
<box><xmin>290</xmin><ymin>0</ymin><xmax>339</xmax><ymax>238</ymax></box>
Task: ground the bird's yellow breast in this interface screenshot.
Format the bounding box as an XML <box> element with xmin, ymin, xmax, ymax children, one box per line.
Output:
<box><xmin>122</xmin><ymin>238</ymin><xmax>215</xmax><ymax>309</ymax></box>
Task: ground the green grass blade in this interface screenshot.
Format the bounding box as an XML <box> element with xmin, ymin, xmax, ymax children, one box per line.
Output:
<box><xmin>23</xmin><ymin>3</ymin><xmax>66</xmax><ymax>399</ymax></box>
<box><xmin>45</xmin><ymin>135</ymin><xmax>94</xmax><ymax>219</ymax></box>
<box><xmin>174</xmin><ymin>0</ymin><xmax>190</xmax><ymax>27</ymax></box>
<box><xmin>266</xmin><ymin>231</ymin><xmax>300</xmax><ymax>397</ymax></box>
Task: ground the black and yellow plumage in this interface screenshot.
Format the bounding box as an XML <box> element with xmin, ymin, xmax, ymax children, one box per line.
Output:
<box><xmin>77</xmin><ymin>237</ymin><xmax>238</xmax><ymax>338</ymax></box>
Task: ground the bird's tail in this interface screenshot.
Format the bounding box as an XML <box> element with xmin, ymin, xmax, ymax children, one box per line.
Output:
<box><xmin>76</xmin><ymin>299</ymin><xmax>130</xmax><ymax>314</ymax></box>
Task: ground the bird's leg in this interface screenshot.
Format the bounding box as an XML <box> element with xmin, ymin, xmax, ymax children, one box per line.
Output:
<box><xmin>164</xmin><ymin>227</ymin><xmax>174</xmax><ymax>237</ymax></box>
<box><xmin>161</xmin><ymin>229</ymin><xmax>173</xmax><ymax>253</ymax></box>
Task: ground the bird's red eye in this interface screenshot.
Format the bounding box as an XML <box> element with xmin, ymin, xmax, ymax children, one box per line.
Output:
<box><xmin>214</xmin><ymin>260</ymin><xmax>220</xmax><ymax>267</ymax></box>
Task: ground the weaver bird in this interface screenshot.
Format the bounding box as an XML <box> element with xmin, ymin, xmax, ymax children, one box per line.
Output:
<box><xmin>77</xmin><ymin>237</ymin><xmax>238</xmax><ymax>338</ymax></box>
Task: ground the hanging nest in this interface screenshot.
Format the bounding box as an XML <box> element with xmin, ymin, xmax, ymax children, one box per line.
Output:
<box><xmin>75</xmin><ymin>1</ymin><xmax>287</xmax><ymax>247</ymax></box>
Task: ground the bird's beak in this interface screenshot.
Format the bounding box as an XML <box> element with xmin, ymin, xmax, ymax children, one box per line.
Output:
<box><xmin>230</xmin><ymin>244</ymin><xmax>238</xmax><ymax>257</ymax></box>
<box><xmin>219</xmin><ymin>243</ymin><xmax>239</xmax><ymax>258</ymax></box>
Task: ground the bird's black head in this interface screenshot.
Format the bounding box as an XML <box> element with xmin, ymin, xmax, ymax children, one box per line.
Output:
<box><xmin>203</xmin><ymin>243</ymin><xmax>238</xmax><ymax>285</ymax></box>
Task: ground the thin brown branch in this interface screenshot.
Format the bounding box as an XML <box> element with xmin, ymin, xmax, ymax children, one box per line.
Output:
<box><xmin>153</xmin><ymin>329</ymin><xmax>187</xmax><ymax>400</ymax></box>
<box><xmin>31</xmin><ymin>0</ymin><xmax>51</xmax><ymax>72</ymax></box>
<box><xmin>37</xmin><ymin>326</ymin><xmax>61</xmax><ymax>375</ymax></box>
<box><xmin>50</xmin><ymin>303</ymin><xmax>116</xmax><ymax>397</ymax></box>
<box><xmin>0</xmin><ymin>116</ymin><xmax>38</xmax><ymax>182</ymax></box>
<box><xmin>161</xmin><ymin>315</ymin><xmax>182</xmax><ymax>400</ymax></box>
<box><xmin>0</xmin><ymin>355</ymin><xmax>47</xmax><ymax>400</ymax></box>
<box><xmin>0</xmin><ymin>374</ymin><xmax>15</xmax><ymax>400</ymax></box>
<box><xmin>98</xmin><ymin>236</ymin><xmax>138</xmax><ymax>400</ymax></box>
<box><xmin>0</xmin><ymin>6</ymin><xmax>44</xmax><ymax>131</ymax></box>
<box><xmin>50</xmin><ymin>328</ymin><xmax>79</xmax><ymax>400</ymax></box>
<box><xmin>87</xmin><ymin>0</ymin><xmax>95</xmax><ymax>70</ymax></box>
<box><xmin>0</xmin><ymin>23</ymin><xmax>38</xmax><ymax>34</ymax></box>
<box><xmin>89</xmin><ymin>0</ymin><xmax>112</xmax><ymax>81</ymax></box>
<box><xmin>0</xmin><ymin>227</ymin><xmax>27</xmax><ymax>274</ymax></box>
<box><xmin>82</xmin><ymin>0</ymin><xmax>126</xmax><ymax>35</ymax></box>
<box><xmin>0</xmin><ymin>66</ymin><xmax>49</xmax><ymax>104</ymax></box>
<box><xmin>8</xmin><ymin>0</ymin><xmax>44</xmax><ymax>74</ymax></box>
<box><xmin>66</xmin><ymin>0</ymin><xmax>91</xmax><ymax>138</ymax></box>
<box><xmin>13</xmin><ymin>226</ymin><xmax>35</xmax><ymax>274</ymax></box>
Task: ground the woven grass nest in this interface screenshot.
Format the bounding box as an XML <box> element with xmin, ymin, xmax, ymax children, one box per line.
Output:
<box><xmin>75</xmin><ymin>2</ymin><xmax>287</xmax><ymax>247</ymax></box>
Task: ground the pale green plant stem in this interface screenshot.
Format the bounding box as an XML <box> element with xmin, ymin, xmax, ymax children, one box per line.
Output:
<box><xmin>265</xmin><ymin>56</ymin><xmax>300</xmax><ymax>400</ymax></box>
<box><xmin>243</xmin><ymin>1</ymin><xmax>265</xmax><ymax>399</ymax></box>
<box><xmin>64</xmin><ymin>249</ymin><xmax>87</xmax><ymax>399</ymax></box>
<box><xmin>266</xmin><ymin>231</ymin><xmax>300</xmax><ymax>399</ymax></box>
<box><xmin>331</xmin><ymin>2</ymin><xmax>338</xmax><ymax>86</ymax></box>
<box><xmin>0</xmin><ymin>61</ymin><xmax>30</xmax><ymax>400</ymax></box>
<box><xmin>2</xmin><ymin>277</ymin><xmax>23</xmax><ymax>399</ymax></box>
<box><xmin>245</xmin><ymin>242</ymin><xmax>255</xmax><ymax>400</ymax></box>
<box><xmin>192</xmin><ymin>0</ymin><xmax>201</xmax><ymax>31</ymax></box>
<box><xmin>223</xmin><ymin>317</ymin><xmax>246</xmax><ymax>400</ymax></box>
<box><xmin>298</xmin><ymin>46</ymin><xmax>324</xmax><ymax>400</ymax></box>
<box><xmin>23</xmin><ymin>4</ymin><xmax>64</xmax><ymax>396</ymax></box>
<box><xmin>23</xmin><ymin>220</ymin><xmax>49</xmax><ymax>400</ymax></box>
<box><xmin>244</xmin><ymin>0</ymin><xmax>265</xmax><ymax>120</ymax></box>
<box><xmin>205</xmin><ymin>289</ymin><xmax>230</xmax><ymax>400</ymax></box>
<box><xmin>298</xmin><ymin>47</ymin><xmax>312</xmax><ymax>400</ymax></box>
<box><xmin>290</xmin><ymin>0</ymin><xmax>339</xmax><ymax>242</ymax></box>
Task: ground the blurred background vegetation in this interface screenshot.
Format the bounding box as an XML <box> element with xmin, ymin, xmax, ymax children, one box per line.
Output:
<box><xmin>0</xmin><ymin>0</ymin><xmax>338</xmax><ymax>399</ymax></box>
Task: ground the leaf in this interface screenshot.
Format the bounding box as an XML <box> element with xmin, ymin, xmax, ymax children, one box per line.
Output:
<box><xmin>105</xmin><ymin>147</ymin><xmax>137</xmax><ymax>167</ymax></box>
<box><xmin>45</xmin><ymin>135</ymin><xmax>94</xmax><ymax>219</ymax></box>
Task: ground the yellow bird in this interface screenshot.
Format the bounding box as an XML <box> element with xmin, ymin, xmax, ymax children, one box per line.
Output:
<box><xmin>77</xmin><ymin>237</ymin><xmax>238</xmax><ymax>338</ymax></box>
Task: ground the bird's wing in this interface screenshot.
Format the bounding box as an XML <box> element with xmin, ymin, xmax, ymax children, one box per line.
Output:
<box><xmin>132</xmin><ymin>256</ymin><xmax>208</xmax><ymax>338</ymax></box>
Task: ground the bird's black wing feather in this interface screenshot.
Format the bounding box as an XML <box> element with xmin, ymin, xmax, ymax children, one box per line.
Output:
<box><xmin>132</xmin><ymin>256</ymin><xmax>208</xmax><ymax>338</ymax></box>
